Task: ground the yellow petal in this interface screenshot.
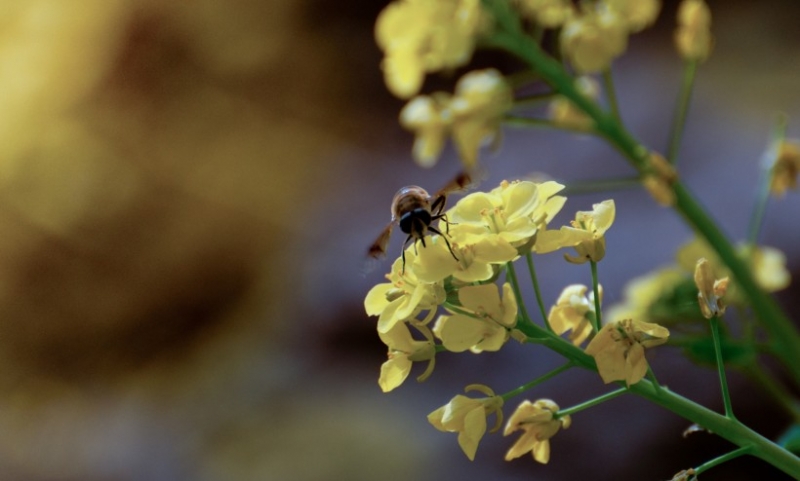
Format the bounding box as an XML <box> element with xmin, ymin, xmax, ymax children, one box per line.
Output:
<box><xmin>458</xmin><ymin>406</ymin><xmax>488</xmax><ymax>461</ymax></box>
<box><xmin>436</xmin><ymin>314</ymin><xmax>487</xmax><ymax>352</ymax></box>
<box><xmin>532</xmin><ymin>440</ymin><xmax>551</xmax><ymax>464</ymax></box>
<box><xmin>365</xmin><ymin>283</ymin><xmax>393</xmax><ymax>316</ymax></box>
<box><xmin>624</xmin><ymin>342</ymin><xmax>648</xmax><ymax>386</ymax></box>
<box><xmin>379</xmin><ymin>356</ymin><xmax>412</xmax><ymax>393</ymax></box>
<box><xmin>500</xmin><ymin>181</ymin><xmax>539</xmax><ymax>218</ymax></box>
<box><xmin>377</xmin><ymin>297</ymin><xmax>403</xmax><ymax>333</ymax></box>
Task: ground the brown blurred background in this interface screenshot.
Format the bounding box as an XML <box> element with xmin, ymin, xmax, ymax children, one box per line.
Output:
<box><xmin>0</xmin><ymin>0</ymin><xmax>798</xmax><ymax>480</ymax></box>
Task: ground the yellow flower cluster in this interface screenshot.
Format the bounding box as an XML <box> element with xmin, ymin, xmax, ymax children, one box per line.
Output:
<box><xmin>400</xmin><ymin>69</ymin><xmax>513</xmax><ymax>168</ymax></box>
<box><xmin>365</xmin><ymin>179</ymin><xmax>574</xmax><ymax>390</ymax></box>
<box><xmin>375</xmin><ymin>0</ymin><xmax>488</xmax><ymax>99</ymax></box>
<box><xmin>606</xmin><ymin>237</ymin><xmax>790</xmax><ymax>325</ymax></box>
<box><xmin>555</xmin><ymin>0</ymin><xmax>661</xmax><ymax>74</ymax></box>
<box><xmin>414</xmin><ymin>179</ymin><xmax>569</xmax><ymax>283</ymax></box>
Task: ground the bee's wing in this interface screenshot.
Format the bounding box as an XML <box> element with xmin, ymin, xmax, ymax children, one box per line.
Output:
<box><xmin>433</xmin><ymin>168</ymin><xmax>487</xmax><ymax>199</ymax></box>
<box><xmin>367</xmin><ymin>222</ymin><xmax>394</xmax><ymax>259</ymax></box>
<box><xmin>362</xmin><ymin>222</ymin><xmax>395</xmax><ymax>275</ymax></box>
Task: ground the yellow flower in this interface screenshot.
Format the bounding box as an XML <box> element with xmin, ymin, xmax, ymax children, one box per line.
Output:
<box><xmin>749</xmin><ymin>246</ymin><xmax>791</xmax><ymax>292</ymax></box>
<box><xmin>434</xmin><ymin>283</ymin><xmax>518</xmax><ymax>353</ymax></box>
<box><xmin>549</xmin><ymin>76</ymin><xmax>599</xmax><ymax>131</ymax></box>
<box><xmin>375</xmin><ymin>0</ymin><xmax>487</xmax><ymax>99</ymax></box>
<box><xmin>449</xmin><ymin>180</ymin><xmax>564</xmax><ymax>254</ymax></box>
<box><xmin>428</xmin><ymin>384</ymin><xmax>504</xmax><ymax>461</ymax></box>
<box><xmin>675</xmin><ymin>0</ymin><xmax>713</xmax><ymax>61</ymax></box>
<box><xmin>769</xmin><ymin>139</ymin><xmax>800</xmax><ymax>197</ymax></box>
<box><xmin>399</xmin><ymin>69</ymin><xmax>511</xmax><ymax>169</ymax></box>
<box><xmin>585</xmin><ymin>318</ymin><xmax>669</xmax><ymax>385</ymax></box>
<box><xmin>516</xmin><ymin>0</ymin><xmax>573</xmax><ymax>28</ymax></box>
<box><xmin>548</xmin><ymin>284</ymin><xmax>600</xmax><ymax>346</ymax></box>
<box><xmin>408</xmin><ymin>179</ymin><xmax>569</xmax><ymax>282</ymax></box>
<box><xmin>561</xmin><ymin>8</ymin><xmax>628</xmax><ymax>74</ymax></box>
<box><xmin>378</xmin><ymin>322</ymin><xmax>436</xmax><ymax>392</ymax></box>
<box><xmin>560</xmin><ymin>199</ymin><xmax>615</xmax><ymax>264</ymax></box>
<box><xmin>693</xmin><ymin>258</ymin><xmax>729</xmax><ymax>319</ymax></box>
<box><xmin>450</xmin><ymin>69</ymin><xmax>514</xmax><ymax>168</ymax></box>
<box><xmin>365</xmin><ymin>248</ymin><xmax>446</xmax><ymax>333</ymax></box>
<box><xmin>504</xmin><ymin>399</ymin><xmax>570</xmax><ymax>464</ymax></box>
<box><xmin>413</xmin><ymin>231</ymin><xmax>517</xmax><ymax>283</ymax></box>
<box><xmin>603</xmin><ymin>0</ymin><xmax>661</xmax><ymax>33</ymax></box>
<box><xmin>399</xmin><ymin>93</ymin><xmax>452</xmax><ymax>167</ymax></box>
<box><xmin>452</xmin><ymin>182</ymin><xmax>538</xmax><ymax>242</ymax></box>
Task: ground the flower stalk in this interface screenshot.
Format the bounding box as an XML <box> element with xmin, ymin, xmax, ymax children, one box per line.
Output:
<box><xmin>667</xmin><ymin>59</ymin><xmax>698</xmax><ymax>164</ymax></box>
<box><xmin>710</xmin><ymin>316</ymin><xmax>736</xmax><ymax>419</ymax></box>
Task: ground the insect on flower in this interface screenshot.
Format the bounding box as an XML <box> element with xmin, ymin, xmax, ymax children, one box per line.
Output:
<box><xmin>368</xmin><ymin>172</ymin><xmax>473</xmax><ymax>272</ymax></box>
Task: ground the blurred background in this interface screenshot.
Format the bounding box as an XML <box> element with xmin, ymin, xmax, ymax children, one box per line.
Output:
<box><xmin>0</xmin><ymin>0</ymin><xmax>798</xmax><ymax>480</ymax></box>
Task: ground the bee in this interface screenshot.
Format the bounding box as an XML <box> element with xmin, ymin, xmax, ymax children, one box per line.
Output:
<box><xmin>368</xmin><ymin>172</ymin><xmax>473</xmax><ymax>272</ymax></box>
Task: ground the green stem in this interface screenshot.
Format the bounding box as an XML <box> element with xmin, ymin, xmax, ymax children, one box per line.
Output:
<box><xmin>602</xmin><ymin>68</ymin><xmax>621</xmax><ymax>122</ymax></box>
<box><xmin>487</xmin><ymin>24</ymin><xmax>800</xmax><ymax>384</ymax></box>
<box><xmin>503</xmin><ymin>115</ymin><xmax>596</xmax><ymax>135</ymax></box>
<box><xmin>562</xmin><ymin>176</ymin><xmax>642</xmax><ymax>195</ymax></box>
<box><xmin>501</xmin><ymin>362</ymin><xmax>573</xmax><ymax>401</ymax></box>
<box><xmin>710</xmin><ymin>316</ymin><xmax>736</xmax><ymax>419</ymax></box>
<box><xmin>557</xmin><ymin>387</ymin><xmax>627</xmax><ymax>418</ymax></box>
<box><xmin>589</xmin><ymin>260</ymin><xmax>602</xmax><ymax>332</ymax></box>
<box><xmin>506</xmin><ymin>261</ymin><xmax>531</xmax><ymax>324</ymax></box>
<box><xmin>524</xmin><ymin>253</ymin><xmax>551</xmax><ymax>330</ymax></box>
<box><xmin>646</xmin><ymin>367</ymin><xmax>663</xmax><ymax>393</ymax></box>
<box><xmin>693</xmin><ymin>446</ymin><xmax>751</xmax><ymax>477</ymax></box>
<box><xmin>512</xmin><ymin>318</ymin><xmax>800</xmax><ymax>477</ymax></box>
<box><xmin>747</xmin><ymin>114</ymin><xmax>788</xmax><ymax>246</ymax></box>
<box><xmin>666</xmin><ymin>60</ymin><xmax>698</xmax><ymax>164</ymax></box>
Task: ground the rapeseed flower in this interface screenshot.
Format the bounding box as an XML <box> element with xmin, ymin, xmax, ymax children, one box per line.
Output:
<box><xmin>365</xmin><ymin>248</ymin><xmax>446</xmax><ymax>333</ymax></box>
<box><xmin>428</xmin><ymin>384</ymin><xmax>504</xmax><ymax>460</ymax></box>
<box><xmin>434</xmin><ymin>283</ymin><xmax>518</xmax><ymax>353</ymax></box>
<box><xmin>375</xmin><ymin>0</ymin><xmax>488</xmax><ymax>98</ymax></box>
<box><xmin>585</xmin><ymin>318</ymin><xmax>669</xmax><ymax>385</ymax></box>
<box><xmin>693</xmin><ymin>258</ymin><xmax>729</xmax><ymax>319</ymax></box>
<box><xmin>504</xmin><ymin>399</ymin><xmax>570</xmax><ymax>464</ymax></box>
<box><xmin>561</xmin><ymin>200</ymin><xmax>615</xmax><ymax>264</ymax></box>
<box><xmin>561</xmin><ymin>7</ymin><xmax>627</xmax><ymax>74</ymax></box>
<box><xmin>378</xmin><ymin>321</ymin><xmax>436</xmax><ymax>392</ymax></box>
<box><xmin>548</xmin><ymin>284</ymin><xmax>600</xmax><ymax>346</ymax></box>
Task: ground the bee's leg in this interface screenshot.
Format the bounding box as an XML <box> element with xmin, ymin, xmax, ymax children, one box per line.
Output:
<box><xmin>430</xmin><ymin>195</ymin><xmax>446</xmax><ymax>216</ymax></box>
<box><xmin>413</xmin><ymin>218</ymin><xmax>427</xmax><ymax>256</ymax></box>
<box><xmin>431</xmin><ymin>213</ymin><xmax>456</xmax><ymax>235</ymax></box>
<box><xmin>428</xmin><ymin>226</ymin><xmax>458</xmax><ymax>261</ymax></box>
<box><xmin>401</xmin><ymin>234</ymin><xmax>413</xmax><ymax>274</ymax></box>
